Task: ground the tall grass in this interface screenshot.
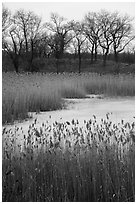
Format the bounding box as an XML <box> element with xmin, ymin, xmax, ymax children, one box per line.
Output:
<box><xmin>2</xmin><ymin>72</ymin><xmax>135</xmax><ymax>124</ymax></box>
<box><xmin>2</xmin><ymin>115</ymin><xmax>135</xmax><ymax>201</ymax></box>
<box><xmin>2</xmin><ymin>73</ymin><xmax>62</xmax><ymax>124</ymax></box>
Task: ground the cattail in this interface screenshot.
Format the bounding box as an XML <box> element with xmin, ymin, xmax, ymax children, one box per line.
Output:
<box><xmin>66</xmin><ymin>121</ymin><xmax>70</xmax><ymax>125</ymax></box>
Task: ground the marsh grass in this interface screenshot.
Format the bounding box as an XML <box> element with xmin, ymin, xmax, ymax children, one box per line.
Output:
<box><xmin>83</xmin><ymin>74</ymin><xmax>135</xmax><ymax>96</ymax></box>
<box><xmin>2</xmin><ymin>115</ymin><xmax>135</xmax><ymax>202</ymax></box>
<box><xmin>61</xmin><ymin>84</ymin><xmax>86</xmax><ymax>98</ymax></box>
<box><xmin>2</xmin><ymin>72</ymin><xmax>135</xmax><ymax>124</ymax></box>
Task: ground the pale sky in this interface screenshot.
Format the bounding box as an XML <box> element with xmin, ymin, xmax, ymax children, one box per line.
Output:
<box><xmin>3</xmin><ymin>1</ymin><xmax>135</xmax><ymax>22</ymax></box>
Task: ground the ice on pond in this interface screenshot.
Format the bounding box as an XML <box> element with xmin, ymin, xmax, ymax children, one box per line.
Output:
<box><xmin>3</xmin><ymin>96</ymin><xmax>135</xmax><ymax>149</ymax></box>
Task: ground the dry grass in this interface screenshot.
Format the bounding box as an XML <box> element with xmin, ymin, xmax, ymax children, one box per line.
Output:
<box><xmin>2</xmin><ymin>114</ymin><xmax>135</xmax><ymax>201</ymax></box>
<box><xmin>2</xmin><ymin>72</ymin><xmax>135</xmax><ymax>124</ymax></box>
<box><xmin>2</xmin><ymin>71</ymin><xmax>135</xmax><ymax>201</ymax></box>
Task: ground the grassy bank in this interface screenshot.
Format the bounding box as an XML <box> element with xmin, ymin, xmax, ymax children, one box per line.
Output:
<box><xmin>2</xmin><ymin>72</ymin><xmax>135</xmax><ymax>124</ymax></box>
<box><xmin>2</xmin><ymin>115</ymin><xmax>135</xmax><ymax>201</ymax></box>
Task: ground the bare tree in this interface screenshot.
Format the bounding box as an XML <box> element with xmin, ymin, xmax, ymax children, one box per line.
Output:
<box><xmin>97</xmin><ymin>10</ymin><xmax>115</xmax><ymax>66</ymax></box>
<box><xmin>45</xmin><ymin>13</ymin><xmax>73</xmax><ymax>73</ymax></box>
<box><xmin>2</xmin><ymin>4</ymin><xmax>11</xmax><ymax>51</ymax></box>
<box><xmin>3</xmin><ymin>23</ymin><xmax>24</xmax><ymax>72</ymax></box>
<box><xmin>2</xmin><ymin>5</ymin><xmax>11</xmax><ymax>34</ymax></box>
<box><xmin>71</xmin><ymin>21</ymin><xmax>87</xmax><ymax>73</ymax></box>
<box><xmin>84</xmin><ymin>12</ymin><xmax>100</xmax><ymax>63</ymax></box>
<box><xmin>13</xmin><ymin>10</ymin><xmax>42</xmax><ymax>71</ymax></box>
<box><xmin>27</xmin><ymin>14</ymin><xmax>42</xmax><ymax>71</ymax></box>
<box><xmin>34</xmin><ymin>33</ymin><xmax>50</xmax><ymax>58</ymax></box>
<box><xmin>70</xmin><ymin>39</ymin><xmax>78</xmax><ymax>59</ymax></box>
<box><xmin>110</xmin><ymin>13</ymin><xmax>135</xmax><ymax>63</ymax></box>
<box><xmin>46</xmin><ymin>13</ymin><xmax>73</xmax><ymax>55</ymax></box>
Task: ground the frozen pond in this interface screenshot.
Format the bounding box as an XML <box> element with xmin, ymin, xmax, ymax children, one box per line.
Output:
<box><xmin>52</xmin><ymin>95</ymin><xmax>135</xmax><ymax>123</ymax></box>
<box><xmin>4</xmin><ymin>95</ymin><xmax>135</xmax><ymax>131</ymax></box>
<box><xmin>2</xmin><ymin>95</ymin><xmax>135</xmax><ymax>152</ymax></box>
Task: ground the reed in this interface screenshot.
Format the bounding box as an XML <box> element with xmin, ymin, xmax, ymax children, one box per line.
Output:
<box><xmin>2</xmin><ymin>115</ymin><xmax>135</xmax><ymax>201</ymax></box>
<box><xmin>2</xmin><ymin>72</ymin><xmax>135</xmax><ymax>124</ymax></box>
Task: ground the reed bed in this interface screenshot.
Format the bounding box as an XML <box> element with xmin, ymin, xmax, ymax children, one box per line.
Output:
<box><xmin>2</xmin><ymin>72</ymin><xmax>135</xmax><ymax>124</ymax></box>
<box><xmin>2</xmin><ymin>114</ymin><xmax>135</xmax><ymax>202</ymax></box>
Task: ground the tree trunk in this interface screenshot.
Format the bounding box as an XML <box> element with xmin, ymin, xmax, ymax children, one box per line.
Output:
<box><xmin>114</xmin><ymin>49</ymin><xmax>118</xmax><ymax>63</ymax></box>
<box><xmin>13</xmin><ymin>57</ymin><xmax>19</xmax><ymax>73</ymax></box>
<box><xmin>90</xmin><ymin>44</ymin><xmax>94</xmax><ymax>64</ymax></box>
<box><xmin>9</xmin><ymin>52</ymin><xmax>19</xmax><ymax>73</ymax></box>
<box><xmin>56</xmin><ymin>58</ymin><xmax>59</xmax><ymax>74</ymax></box>
<box><xmin>103</xmin><ymin>54</ymin><xmax>107</xmax><ymax>66</ymax></box>
<box><xmin>29</xmin><ymin>40</ymin><xmax>34</xmax><ymax>72</ymax></box>
<box><xmin>103</xmin><ymin>48</ymin><xmax>109</xmax><ymax>66</ymax></box>
<box><xmin>114</xmin><ymin>48</ymin><xmax>120</xmax><ymax>73</ymax></box>
<box><xmin>24</xmin><ymin>28</ymin><xmax>28</xmax><ymax>54</ymax></box>
<box><xmin>78</xmin><ymin>45</ymin><xmax>81</xmax><ymax>73</ymax></box>
<box><xmin>94</xmin><ymin>43</ymin><xmax>97</xmax><ymax>62</ymax></box>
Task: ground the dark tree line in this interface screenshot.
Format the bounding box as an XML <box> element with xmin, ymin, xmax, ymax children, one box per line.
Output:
<box><xmin>2</xmin><ymin>5</ymin><xmax>134</xmax><ymax>73</ymax></box>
